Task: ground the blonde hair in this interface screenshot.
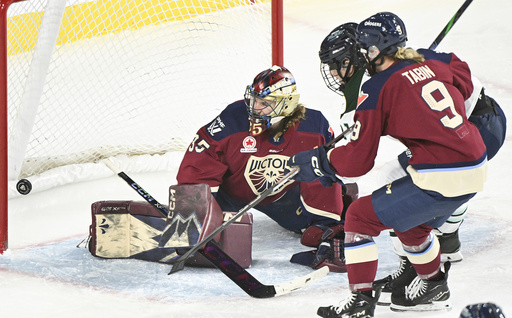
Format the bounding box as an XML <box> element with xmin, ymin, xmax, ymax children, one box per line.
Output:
<box><xmin>274</xmin><ymin>104</ymin><xmax>306</xmax><ymax>141</ymax></box>
<box><xmin>394</xmin><ymin>47</ymin><xmax>425</xmax><ymax>62</ymax></box>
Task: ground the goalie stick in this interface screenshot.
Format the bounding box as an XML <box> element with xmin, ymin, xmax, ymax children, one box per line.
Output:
<box><xmin>104</xmin><ymin>160</ymin><xmax>328</xmax><ymax>297</ymax></box>
<box><xmin>103</xmin><ymin>159</ymin><xmax>168</xmax><ymax>218</ymax></box>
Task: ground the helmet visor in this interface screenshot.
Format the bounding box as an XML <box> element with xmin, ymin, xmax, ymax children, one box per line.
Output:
<box><xmin>244</xmin><ymin>85</ymin><xmax>286</xmax><ymax>120</ymax></box>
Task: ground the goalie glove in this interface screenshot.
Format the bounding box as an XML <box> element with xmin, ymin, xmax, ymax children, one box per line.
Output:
<box><xmin>288</xmin><ymin>146</ymin><xmax>338</xmax><ymax>187</ymax></box>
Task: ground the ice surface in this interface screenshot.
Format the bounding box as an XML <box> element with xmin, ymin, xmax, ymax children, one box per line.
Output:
<box><xmin>3</xmin><ymin>0</ymin><xmax>512</xmax><ymax>317</ymax></box>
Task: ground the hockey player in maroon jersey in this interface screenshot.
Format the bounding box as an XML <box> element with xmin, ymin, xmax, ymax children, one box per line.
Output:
<box><xmin>176</xmin><ymin>66</ymin><xmax>352</xmax><ymax>272</ymax></box>
<box><xmin>289</xmin><ymin>12</ymin><xmax>489</xmax><ymax>317</ymax></box>
<box><xmin>317</xmin><ymin>16</ymin><xmax>507</xmax><ymax>314</ymax></box>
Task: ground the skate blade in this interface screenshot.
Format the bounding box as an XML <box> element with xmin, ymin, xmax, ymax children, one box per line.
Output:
<box><xmin>376</xmin><ymin>291</ymin><xmax>391</xmax><ymax>306</ymax></box>
<box><xmin>390</xmin><ymin>300</ymin><xmax>452</xmax><ymax>312</ymax></box>
<box><xmin>441</xmin><ymin>251</ymin><xmax>463</xmax><ymax>263</ymax></box>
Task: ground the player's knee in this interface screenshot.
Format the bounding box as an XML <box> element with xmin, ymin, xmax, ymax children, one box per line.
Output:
<box><xmin>344</xmin><ymin>196</ymin><xmax>383</xmax><ymax>236</ymax></box>
<box><xmin>402</xmin><ymin>232</ymin><xmax>438</xmax><ymax>254</ymax></box>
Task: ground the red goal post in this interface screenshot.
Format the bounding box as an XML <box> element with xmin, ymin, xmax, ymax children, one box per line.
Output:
<box><xmin>0</xmin><ymin>0</ymin><xmax>283</xmax><ymax>253</ymax></box>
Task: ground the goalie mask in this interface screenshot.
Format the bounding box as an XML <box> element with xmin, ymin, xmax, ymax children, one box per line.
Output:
<box><xmin>244</xmin><ymin>66</ymin><xmax>300</xmax><ymax>136</ymax></box>
<box><xmin>319</xmin><ymin>22</ymin><xmax>366</xmax><ymax>96</ymax></box>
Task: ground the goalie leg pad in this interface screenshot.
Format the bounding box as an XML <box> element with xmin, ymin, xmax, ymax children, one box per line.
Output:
<box><xmin>88</xmin><ymin>184</ymin><xmax>253</xmax><ymax>268</ymax></box>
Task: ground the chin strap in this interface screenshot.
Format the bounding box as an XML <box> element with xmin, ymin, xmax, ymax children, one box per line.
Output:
<box><xmin>366</xmin><ymin>54</ymin><xmax>387</xmax><ymax>75</ymax></box>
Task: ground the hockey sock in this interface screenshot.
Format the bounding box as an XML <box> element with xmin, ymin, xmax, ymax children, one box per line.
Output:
<box><xmin>435</xmin><ymin>203</ymin><xmax>467</xmax><ymax>234</ymax></box>
<box><xmin>345</xmin><ymin>234</ymin><xmax>378</xmax><ymax>291</ymax></box>
<box><xmin>404</xmin><ymin>233</ymin><xmax>441</xmax><ymax>280</ymax></box>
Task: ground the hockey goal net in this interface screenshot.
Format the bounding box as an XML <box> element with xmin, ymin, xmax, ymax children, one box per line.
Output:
<box><xmin>0</xmin><ymin>0</ymin><xmax>281</xmax><ymax>252</ymax></box>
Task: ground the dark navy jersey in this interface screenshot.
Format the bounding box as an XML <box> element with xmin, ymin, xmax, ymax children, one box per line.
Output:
<box><xmin>329</xmin><ymin>50</ymin><xmax>487</xmax><ymax>197</ymax></box>
<box><xmin>177</xmin><ymin>100</ymin><xmax>344</xmax><ymax>221</ymax></box>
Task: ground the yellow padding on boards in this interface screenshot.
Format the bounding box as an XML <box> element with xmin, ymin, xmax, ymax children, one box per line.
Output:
<box><xmin>345</xmin><ymin>241</ymin><xmax>378</xmax><ymax>265</ymax></box>
<box><xmin>407</xmin><ymin>235</ymin><xmax>440</xmax><ymax>265</ymax></box>
<box><xmin>8</xmin><ymin>0</ymin><xmax>262</xmax><ymax>55</ymax></box>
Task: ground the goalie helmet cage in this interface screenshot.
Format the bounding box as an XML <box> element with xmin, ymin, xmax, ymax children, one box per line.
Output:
<box><xmin>0</xmin><ymin>0</ymin><xmax>283</xmax><ymax>253</ymax></box>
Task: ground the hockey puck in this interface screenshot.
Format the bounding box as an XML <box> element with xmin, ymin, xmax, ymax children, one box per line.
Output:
<box><xmin>16</xmin><ymin>179</ymin><xmax>32</xmax><ymax>195</ymax></box>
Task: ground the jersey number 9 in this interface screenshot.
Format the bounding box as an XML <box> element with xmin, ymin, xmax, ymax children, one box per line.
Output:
<box><xmin>421</xmin><ymin>80</ymin><xmax>463</xmax><ymax>129</ymax></box>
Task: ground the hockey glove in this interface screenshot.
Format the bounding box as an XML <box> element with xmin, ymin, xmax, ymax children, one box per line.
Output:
<box><xmin>288</xmin><ymin>146</ymin><xmax>338</xmax><ymax>187</ymax></box>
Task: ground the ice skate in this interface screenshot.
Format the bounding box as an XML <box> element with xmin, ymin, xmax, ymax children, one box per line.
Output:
<box><xmin>436</xmin><ymin>229</ymin><xmax>463</xmax><ymax>263</ymax></box>
<box><xmin>372</xmin><ymin>256</ymin><xmax>417</xmax><ymax>306</ymax></box>
<box><xmin>317</xmin><ymin>288</ymin><xmax>381</xmax><ymax>318</ymax></box>
<box><xmin>390</xmin><ymin>262</ymin><xmax>452</xmax><ymax>312</ymax></box>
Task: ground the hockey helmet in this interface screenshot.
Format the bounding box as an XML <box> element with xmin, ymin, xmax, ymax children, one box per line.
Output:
<box><xmin>244</xmin><ymin>65</ymin><xmax>300</xmax><ymax>135</ymax></box>
<box><xmin>460</xmin><ymin>302</ymin><xmax>506</xmax><ymax>318</ymax></box>
<box><xmin>319</xmin><ymin>22</ymin><xmax>366</xmax><ymax>95</ymax></box>
<box><xmin>356</xmin><ymin>12</ymin><xmax>407</xmax><ymax>61</ymax></box>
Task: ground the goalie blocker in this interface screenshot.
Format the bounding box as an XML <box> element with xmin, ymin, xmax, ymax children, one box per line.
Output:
<box><xmin>88</xmin><ymin>183</ymin><xmax>253</xmax><ymax>268</ymax></box>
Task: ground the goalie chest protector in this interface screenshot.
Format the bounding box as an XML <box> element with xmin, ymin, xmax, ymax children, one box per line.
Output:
<box><xmin>88</xmin><ymin>183</ymin><xmax>253</xmax><ymax>268</ymax></box>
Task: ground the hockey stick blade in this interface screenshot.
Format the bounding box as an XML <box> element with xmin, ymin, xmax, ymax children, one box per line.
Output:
<box><xmin>273</xmin><ymin>266</ymin><xmax>329</xmax><ymax>297</ymax></box>
<box><xmin>199</xmin><ymin>241</ymin><xmax>329</xmax><ymax>298</ymax></box>
<box><xmin>169</xmin><ymin>167</ymin><xmax>300</xmax><ymax>275</ymax></box>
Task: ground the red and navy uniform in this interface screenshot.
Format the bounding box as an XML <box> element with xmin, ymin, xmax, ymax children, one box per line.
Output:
<box><xmin>177</xmin><ymin>100</ymin><xmax>343</xmax><ymax>231</ymax></box>
<box><xmin>330</xmin><ymin>50</ymin><xmax>487</xmax><ymax>198</ymax></box>
<box><xmin>334</xmin><ymin>50</ymin><xmax>489</xmax><ymax>285</ymax></box>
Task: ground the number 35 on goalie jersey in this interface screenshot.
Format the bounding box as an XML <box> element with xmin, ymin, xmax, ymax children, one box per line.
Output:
<box><xmin>188</xmin><ymin>134</ymin><xmax>211</xmax><ymax>153</ymax></box>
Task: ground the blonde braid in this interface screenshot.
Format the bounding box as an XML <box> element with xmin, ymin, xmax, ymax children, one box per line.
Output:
<box><xmin>273</xmin><ymin>104</ymin><xmax>306</xmax><ymax>141</ymax></box>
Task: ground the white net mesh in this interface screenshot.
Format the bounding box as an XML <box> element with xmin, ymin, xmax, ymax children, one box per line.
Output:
<box><xmin>7</xmin><ymin>0</ymin><xmax>272</xmax><ymax>194</ymax></box>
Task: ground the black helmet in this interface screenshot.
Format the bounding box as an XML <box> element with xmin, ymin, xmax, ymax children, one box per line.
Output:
<box><xmin>319</xmin><ymin>22</ymin><xmax>366</xmax><ymax>95</ymax></box>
